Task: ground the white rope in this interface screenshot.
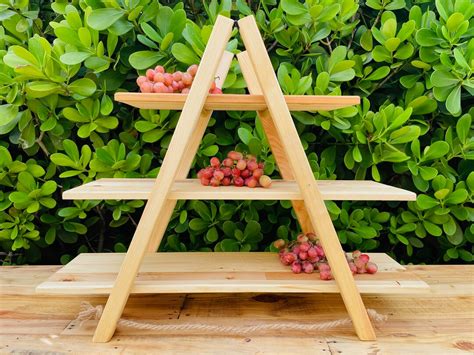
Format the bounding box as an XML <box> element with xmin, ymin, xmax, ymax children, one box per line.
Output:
<box><xmin>76</xmin><ymin>301</ymin><xmax>387</xmax><ymax>334</ymax></box>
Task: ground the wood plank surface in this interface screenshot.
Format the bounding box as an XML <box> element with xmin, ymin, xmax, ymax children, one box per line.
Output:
<box><xmin>91</xmin><ymin>15</ymin><xmax>235</xmax><ymax>342</ymax></box>
<box><xmin>238</xmin><ymin>15</ymin><xmax>375</xmax><ymax>340</ymax></box>
<box><xmin>62</xmin><ymin>178</ymin><xmax>417</xmax><ymax>201</ymax></box>
<box><xmin>34</xmin><ymin>252</ymin><xmax>429</xmax><ymax>295</ymax></box>
<box><xmin>1</xmin><ymin>265</ymin><xmax>472</xmax><ymax>354</ymax></box>
<box><xmin>114</xmin><ymin>92</ymin><xmax>360</xmax><ymax>111</ymax></box>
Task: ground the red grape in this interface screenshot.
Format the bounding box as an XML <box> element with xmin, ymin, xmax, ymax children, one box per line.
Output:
<box><xmin>187</xmin><ymin>64</ymin><xmax>198</xmax><ymax>76</ymax></box>
<box><xmin>241</xmin><ymin>169</ymin><xmax>250</xmax><ymax>178</ymax></box>
<box><xmin>236</xmin><ymin>159</ymin><xmax>247</xmax><ymax>170</ymax></box>
<box><xmin>233</xmin><ymin>176</ymin><xmax>244</xmax><ymax>187</ymax></box>
<box><xmin>136</xmin><ymin>76</ymin><xmax>147</xmax><ymax>86</ymax></box>
<box><xmin>222</xmin><ymin>177</ymin><xmax>231</xmax><ymax>186</ymax></box>
<box><xmin>182</xmin><ymin>73</ymin><xmax>193</xmax><ymax>85</ymax></box>
<box><xmin>210</xmin><ymin>177</ymin><xmax>220</xmax><ymax>187</ymax></box>
<box><xmin>228</xmin><ymin>151</ymin><xmax>243</xmax><ymax>160</ymax></box>
<box><xmin>210</xmin><ymin>157</ymin><xmax>220</xmax><ymax>167</ymax></box>
<box><xmin>146</xmin><ymin>69</ymin><xmax>155</xmax><ymax>80</ymax></box>
<box><xmin>223</xmin><ymin>158</ymin><xmax>234</xmax><ymax>167</ymax></box>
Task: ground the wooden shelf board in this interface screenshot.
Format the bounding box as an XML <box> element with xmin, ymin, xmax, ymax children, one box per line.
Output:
<box><xmin>35</xmin><ymin>252</ymin><xmax>429</xmax><ymax>295</ymax></box>
<box><xmin>114</xmin><ymin>93</ymin><xmax>360</xmax><ymax>111</ymax></box>
<box><xmin>63</xmin><ymin>178</ymin><xmax>416</xmax><ymax>201</ymax></box>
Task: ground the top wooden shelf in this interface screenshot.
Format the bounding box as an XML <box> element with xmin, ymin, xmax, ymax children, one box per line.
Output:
<box><xmin>114</xmin><ymin>93</ymin><xmax>360</xmax><ymax>111</ymax></box>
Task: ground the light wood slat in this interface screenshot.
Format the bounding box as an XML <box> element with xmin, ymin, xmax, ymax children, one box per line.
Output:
<box><xmin>238</xmin><ymin>15</ymin><xmax>375</xmax><ymax>340</ymax></box>
<box><xmin>35</xmin><ymin>253</ymin><xmax>429</xmax><ymax>295</ymax></box>
<box><xmin>56</xmin><ymin>252</ymin><xmax>403</xmax><ymax>274</ymax></box>
<box><xmin>114</xmin><ymin>93</ymin><xmax>360</xmax><ymax>111</ymax></box>
<box><xmin>62</xmin><ymin>178</ymin><xmax>417</xmax><ymax>201</ymax></box>
<box><xmin>91</xmin><ymin>15</ymin><xmax>235</xmax><ymax>343</ymax></box>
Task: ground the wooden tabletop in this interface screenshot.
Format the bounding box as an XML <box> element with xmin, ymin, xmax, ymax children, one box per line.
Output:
<box><xmin>1</xmin><ymin>264</ymin><xmax>473</xmax><ymax>353</ymax></box>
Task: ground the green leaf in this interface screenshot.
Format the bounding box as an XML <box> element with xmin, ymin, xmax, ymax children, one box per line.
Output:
<box><xmin>26</xmin><ymin>82</ymin><xmax>62</xmax><ymax>98</ymax></box>
<box><xmin>171</xmin><ymin>43</ymin><xmax>200</xmax><ymax>65</ymax></box>
<box><xmin>445</xmin><ymin>86</ymin><xmax>461</xmax><ymax>116</ymax></box>
<box><xmin>244</xmin><ymin>220</ymin><xmax>261</xmax><ymax>239</ymax></box>
<box><xmin>201</xmin><ymin>145</ymin><xmax>218</xmax><ymax>156</ymax></box>
<box><xmin>423</xmin><ymin>220</ymin><xmax>442</xmax><ymax>236</ymax></box>
<box><xmin>0</xmin><ymin>104</ymin><xmax>19</xmax><ymax>127</ymax></box>
<box><xmin>417</xmin><ymin>195</ymin><xmax>439</xmax><ymax>209</ymax></box>
<box><xmin>237</xmin><ymin>127</ymin><xmax>253</xmax><ymax>145</ymax></box>
<box><xmin>366</xmin><ymin>66</ymin><xmax>390</xmax><ymax>81</ymax></box>
<box><xmin>446</xmin><ymin>224</ymin><xmax>463</xmax><ymax>245</ymax></box>
<box><xmin>431</xmin><ymin>71</ymin><xmax>459</xmax><ymax>87</ymax></box>
<box><xmin>189</xmin><ymin>218</ymin><xmax>208</xmax><ymax>231</ymax></box>
<box><xmin>390</xmin><ymin>126</ymin><xmax>420</xmax><ymax>144</ymax></box>
<box><xmin>41</xmin><ymin>181</ymin><xmax>57</xmax><ymax>195</ymax></box>
<box><xmin>87</xmin><ymin>8</ymin><xmax>125</xmax><ymax>31</ymax></box>
<box><xmin>372</xmin><ymin>45</ymin><xmax>391</xmax><ymax>62</ymax></box>
<box><xmin>60</xmin><ymin>52</ymin><xmax>91</xmax><ymax>65</ymax></box>
<box><xmin>445</xmin><ymin>189</ymin><xmax>468</xmax><ymax>205</ymax></box>
<box><xmin>206</xmin><ymin>227</ymin><xmax>219</xmax><ymax>243</ymax></box>
<box><xmin>143</xmin><ymin>129</ymin><xmax>166</xmax><ymax>143</ymax></box>
<box><xmin>446</xmin><ymin>13</ymin><xmax>464</xmax><ymax>33</ymax></box>
<box><xmin>419</xmin><ymin>166</ymin><xmax>438</xmax><ymax>180</ymax></box>
<box><xmin>281</xmin><ymin>0</ymin><xmax>307</xmax><ymax>15</ymax></box>
<box><xmin>129</xmin><ymin>51</ymin><xmax>163</xmax><ymax>70</ymax></box>
<box><xmin>248</xmin><ymin>138</ymin><xmax>262</xmax><ymax>156</ymax></box>
<box><xmin>360</xmin><ymin>30</ymin><xmax>373</xmax><ymax>51</ymax></box>
<box><xmin>415</xmin><ymin>29</ymin><xmax>444</xmax><ymax>46</ymax></box>
<box><xmin>68</xmin><ymin>78</ymin><xmax>97</xmax><ymax>97</ymax></box>
<box><xmin>456</xmin><ymin>114</ymin><xmax>471</xmax><ymax>143</ymax></box>
<box><xmin>422</xmin><ymin>141</ymin><xmax>449</xmax><ymax>161</ymax></box>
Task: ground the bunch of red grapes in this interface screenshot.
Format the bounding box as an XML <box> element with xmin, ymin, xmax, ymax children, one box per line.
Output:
<box><xmin>197</xmin><ymin>151</ymin><xmax>272</xmax><ymax>188</ymax></box>
<box><xmin>274</xmin><ymin>233</ymin><xmax>378</xmax><ymax>280</ymax></box>
<box><xmin>136</xmin><ymin>64</ymin><xmax>222</xmax><ymax>94</ymax></box>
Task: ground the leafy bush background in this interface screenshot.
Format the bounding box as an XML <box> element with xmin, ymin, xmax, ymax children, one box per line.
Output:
<box><xmin>0</xmin><ymin>0</ymin><xmax>472</xmax><ymax>265</ymax></box>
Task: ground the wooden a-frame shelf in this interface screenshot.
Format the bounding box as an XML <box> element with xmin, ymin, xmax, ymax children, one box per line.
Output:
<box><xmin>63</xmin><ymin>178</ymin><xmax>416</xmax><ymax>201</ymax></box>
<box><xmin>115</xmin><ymin>92</ymin><xmax>360</xmax><ymax>111</ymax></box>
<box><xmin>36</xmin><ymin>15</ymin><xmax>426</xmax><ymax>343</ymax></box>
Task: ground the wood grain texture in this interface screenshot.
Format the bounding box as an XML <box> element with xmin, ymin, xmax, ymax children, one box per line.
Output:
<box><xmin>146</xmin><ymin>51</ymin><xmax>234</xmax><ymax>252</ymax></box>
<box><xmin>114</xmin><ymin>92</ymin><xmax>360</xmax><ymax>111</ymax></box>
<box><xmin>92</xmin><ymin>15</ymin><xmax>234</xmax><ymax>343</ymax></box>
<box><xmin>238</xmin><ymin>15</ymin><xmax>375</xmax><ymax>340</ymax></box>
<box><xmin>1</xmin><ymin>265</ymin><xmax>472</xmax><ymax>354</ymax></box>
<box><xmin>237</xmin><ymin>51</ymin><xmax>313</xmax><ymax>233</ymax></box>
<box><xmin>35</xmin><ymin>252</ymin><xmax>429</xmax><ymax>295</ymax></box>
<box><xmin>62</xmin><ymin>178</ymin><xmax>417</xmax><ymax>201</ymax></box>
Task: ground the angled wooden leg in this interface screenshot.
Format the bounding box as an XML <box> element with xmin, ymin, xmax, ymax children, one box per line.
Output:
<box><xmin>147</xmin><ymin>51</ymin><xmax>234</xmax><ymax>252</ymax></box>
<box><xmin>237</xmin><ymin>51</ymin><xmax>313</xmax><ymax>233</ymax></box>
<box><xmin>238</xmin><ymin>15</ymin><xmax>376</xmax><ymax>341</ymax></box>
<box><xmin>92</xmin><ymin>15</ymin><xmax>234</xmax><ymax>342</ymax></box>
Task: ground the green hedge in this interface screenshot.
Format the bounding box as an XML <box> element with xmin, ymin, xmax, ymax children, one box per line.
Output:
<box><xmin>0</xmin><ymin>0</ymin><xmax>472</xmax><ymax>265</ymax></box>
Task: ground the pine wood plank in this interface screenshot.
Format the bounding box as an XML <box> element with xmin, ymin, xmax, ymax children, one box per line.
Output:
<box><xmin>238</xmin><ymin>15</ymin><xmax>376</xmax><ymax>340</ymax></box>
<box><xmin>35</xmin><ymin>253</ymin><xmax>429</xmax><ymax>295</ymax></box>
<box><xmin>237</xmin><ymin>51</ymin><xmax>313</xmax><ymax>233</ymax></box>
<box><xmin>146</xmin><ymin>51</ymin><xmax>234</xmax><ymax>252</ymax></box>
<box><xmin>91</xmin><ymin>15</ymin><xmax>235</xmax><ymax>343</ymax></box>
<box><xmin>1</xmin><ymin>265</ymin><xmax>472</xmax><ymax>354</ymax></box>
<box><xmin>62</xmin><ymin>178</ymin><xmax>417</xmax><ymax>201</ymax></box>
<box><xmin>114</xmin><ymin>92</ymin><xmax>360</xmax><ymax>111</ymax></box>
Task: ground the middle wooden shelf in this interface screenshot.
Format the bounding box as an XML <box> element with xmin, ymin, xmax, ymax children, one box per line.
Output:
<box><xmin>63</xmin><ymin>178</ymin><xmax>416</xmax><ymax>201</ymax></box>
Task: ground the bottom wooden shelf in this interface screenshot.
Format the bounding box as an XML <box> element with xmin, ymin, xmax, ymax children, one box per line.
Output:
<box><xmin>36</xmin><ymin>252</ymin><xmax>428</xmax><ymax>295</ymax></box>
